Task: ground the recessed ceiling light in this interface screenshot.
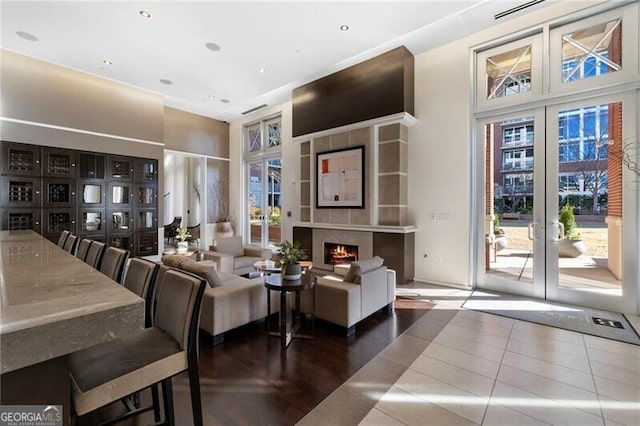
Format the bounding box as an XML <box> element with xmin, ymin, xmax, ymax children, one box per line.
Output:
<box><xmin>339</xmin><ymin>25</ymin><xmax>349</xmax><ymax>31</ymax></box>
<box><xmin>205</xmin><ymin>42</ymin><xmax>221</xmax><ymax>52</ymax></box>
<box><xmin>139</xmin><ymin>10</ymin><xmax>151</xmax><ymax>18</ymax></box>
<box><xmin>103</xmin><ymin>59</ymin><xmax>112</xmax><ymax>65</ymax></box>
<box><xmin>16</xmin><ymin>31</ymin><xmax>38</xmax><ymax>41</ymax></box>
<box><xmin>160</xmin><ymin>79</ymin><xmax>173</xmax><ymax>85</ymax></box>
<box><xmin>259</xmin><ymin>68</ymin><xmax>265</xmax><ymax>73</ymax></box>
<box><xmin>220</xmin><ymin>99</ymin><xmax>230</xmax><ymax>104</ymax></box>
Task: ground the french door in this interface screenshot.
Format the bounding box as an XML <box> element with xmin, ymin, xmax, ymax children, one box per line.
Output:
<box><xmin>477</xmin><ymin>93</ymin><xmax>638</xmax><ymax>314</ymax></box>
<box><xmin>246</xmin><ymin>157</ymin><xmax>282</xmax><ymax>248</ymax></box>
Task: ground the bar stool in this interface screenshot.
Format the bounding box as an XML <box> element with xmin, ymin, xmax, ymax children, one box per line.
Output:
<box><xmin>99</xmin><ymin>247</ymin><xmax>129</xmax><ymax>284</ymax></box>
<box><xmin>69</xmin><ymin>269</ymin><xmax>206</xmax><ymax>426</ymax></box>
<box><xmin>57</xmin><ymin>230</ymin><xmax>70</xmax><ymax>248</ymax></box>
<box><xmin>63</xmin><ymin>234</ymin><xmax>78</xmax><ymax>255</ymax></box>
<box><xmin>84</xmin><ymin>241</ymin><xmax>106</xmax><ymax>269</ymax></box>
<box><xmin>76</xmin><ymin>239</ymin><xmax>92</xmax><ymax>262</ymax></box>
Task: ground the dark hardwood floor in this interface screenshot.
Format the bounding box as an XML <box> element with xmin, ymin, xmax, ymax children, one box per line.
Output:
<box><xmin>92</xmin><ymin>298</ymin><xmax>431</xmax><ymax>425</ymax></box>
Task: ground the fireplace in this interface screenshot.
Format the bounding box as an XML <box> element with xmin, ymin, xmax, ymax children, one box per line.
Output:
<box><xmin>324</xmin><ymin>242</ymin><xmax>358</xmax><ymax>265</ymax></box>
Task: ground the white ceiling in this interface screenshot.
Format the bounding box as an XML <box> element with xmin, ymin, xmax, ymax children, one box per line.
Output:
<box><xmin>0</xmin><ymin>1</ymin><xmax>554</xmax><ymax>122</ymax></box>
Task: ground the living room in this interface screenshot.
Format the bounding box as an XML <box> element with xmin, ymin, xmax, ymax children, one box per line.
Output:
<box><xmin>2</xmin><ymin>1</ymin><xmax>640</xmax><ymax>425</ymax></box>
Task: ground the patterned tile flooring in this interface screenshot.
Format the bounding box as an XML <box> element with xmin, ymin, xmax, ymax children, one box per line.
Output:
<box><xmin>298</xmin><ymin>284</ymin><xmax>640</xmax><ymax>426</ymax></box>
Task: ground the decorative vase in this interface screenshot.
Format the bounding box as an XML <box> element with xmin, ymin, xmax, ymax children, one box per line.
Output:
<box><xmin>176</xmin><ymin>241</ymin><xmax>188</xmax><ymax>252</ymax></box>
<box><xmin>282</xmin><ymin>263</ymin><xmax>302</xmax><ymax>280</ymax></box>
<box><xmin>214</xmin><ymin>221</ymin><xmax>234</xmax><ymax>243</ymax></box>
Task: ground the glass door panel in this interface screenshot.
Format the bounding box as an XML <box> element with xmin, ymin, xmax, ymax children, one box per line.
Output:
<box><xmin>248</xmin><ymin>160</ymin><xmax>264</xmax><ymax>246</ymax></box>
<box><xmin>247</xmin><ymin>158</ymin><xmax>282</xmax><ymax>248</ymax></box>
<box><xmin>546</xmin><ymin>97</ymin><xmax>632</xmax><ymax>313</ymax></box>
<box><xmin>479</xmin><ymin>110</ymin><xmax>545</xmax><ymax>298</ymax></box>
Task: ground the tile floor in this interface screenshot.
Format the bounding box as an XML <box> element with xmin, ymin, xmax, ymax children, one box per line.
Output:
<box><xmin>298</xmin><ymin>284</ymin><xmax>640</xmax><ymax>426</ymax></box>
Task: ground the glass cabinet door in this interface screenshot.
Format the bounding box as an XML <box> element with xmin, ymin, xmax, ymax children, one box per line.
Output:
<box><xmin>134</xmin><ymin>158</ymin><xmax>158</xmax><ymax>183</ymax></box>
<box><xmin>108</xmin><ymin>210</ymin><xmax>132</xmax><ymax>232</ymax></box>
<box><xmin>108</xmin><ymin>183</ymin><xmax>132</xmax><ymax>208</ymax></box>
<box><xmin>1</xmin><ymin>177</ymin><xmax>41</xmax><ymax>208</ymax></box>
<box><xmin>44</xmin><ymin>209</ymin><xmax>76</xmax><ymax>237</ymax></box>
<box><xmin>43</xmin><ymin>147</ymin><xmax>76</xmax><ymax>178</ymax></box>
<box><xmin>135</xmin><ymin>209</ymin><xmax>157</xmax><ymax>231</ymax></box>
<box><xmin>135</xmin><ymin>232</ymin><xmax>157</xmax><ymax>256</ymax></box>
<box><xmin>108</xmin><ymin>156</ymin><xmax>133</xmax><ymax>181</ymax></box>
<box><xmin>1</xmin><ymin>143</ymin><xmax>41</xmax><ymax>176</ymax></box>
<box><xmin>78</xmin><ymin>181</ymin><xmax>105</xmax><ymax>208</ymax></box>
<box><xmin>78</xmin><ymin>153</ymin><xmax>105</xmax><ymax>180</ymax></box>
<box><xmin>44</xmin><ymin>179</ymin><xmax>75</xmax><ymax>207</ymax></box>
<box><xmin>1</xmin><ymin>208</ymin><xmax>41</xmax><ymax>232</ymax></box>
<box><xmin>136</xmin><ymin>184</ymin><xmax>157</xmax><ymax>207</ymax></box>
<box><xmin>108</xmin><ymin>234</ymin><xmax>133</xmax><ymax>251</ymax></box>
<box><xmin>79</xmin><ymin>209</ymin><xmax>105</xmax><ymax>234</ymax></box>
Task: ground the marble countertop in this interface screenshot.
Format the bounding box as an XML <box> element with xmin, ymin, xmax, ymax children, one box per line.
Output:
<box><xmin>0</xmin><ymin>230</ymin><xmax>144</xmax><ymax>374</ymax></box>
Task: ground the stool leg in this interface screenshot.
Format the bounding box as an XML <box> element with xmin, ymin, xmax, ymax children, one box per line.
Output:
<box><xmin>188</xmin><ymin>360</ymin><xmax>204</xmax><ymax>426</ymax></box>
<box><xmin>161</xmin><ymin>378</ymin><xmax>175</xmax><ymax>426</ymax></box>
<box><xmin>151</xmin><ymin>384</ymin><xmax>161</xmax><ymax>422</ymax></box>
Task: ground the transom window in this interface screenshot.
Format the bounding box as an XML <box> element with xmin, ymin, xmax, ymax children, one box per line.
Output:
<box><xmin>486</xmin><ymin>45</ymin><xmax>532</xmax><ymax>99</ymax></box>
<box><xmin>561</xmin><ymin>19</ymin><xmax>622</xmax><ymax>83</ymax></box>
<box><xmin>245</xmin><ymin>116</ymin><xmax>282</xmax><ymax>156</ymax></box>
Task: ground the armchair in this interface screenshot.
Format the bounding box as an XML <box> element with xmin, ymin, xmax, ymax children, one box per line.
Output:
<box><xmin>203</xmin><ymin>236</ymin><xmax>272</xmax><ymax>276</ymax></box>
<box><xmin>163</xmin><ymin>216</ymin><xmax>182</xmax><ymax>243</ymax></box>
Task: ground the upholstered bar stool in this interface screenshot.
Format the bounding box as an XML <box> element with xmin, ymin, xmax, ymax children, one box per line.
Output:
<box><xmin>99</xmin><ymin>247</ymin><xmax>129</xmax><ymax>284</ymax></box>
<box><xmin>75</xmin><ymin>239</ymin><xmax>92</xmax><ymax>262</ymax></box>
<box><xmin>123</xmin><ymin>258</ymin><xmax>158</xmax><ymax>328</ymax></box>
<box><xmin>84</xmin><ymin>241</ymin><xmax>106</xmax><ymax>269</ymax></box>
<box><xmin>63</xmin><ymin>234</ymin><xmax>78</xmax><ymax>255</ymax></box>
<box><xmin>57</xmin><ymin>230</ymin><xmax>70</xmax><ymax>248</ymax></box>
<box><xmin>69</xmin><ymin>269</ymin><xmax>207</xmax><ymax>426</ymax></box>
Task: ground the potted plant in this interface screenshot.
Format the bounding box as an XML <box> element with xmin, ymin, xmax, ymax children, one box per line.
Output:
<box><xmin>276</xmin><ymin>240</ymin><xmax>308</xmax><ymax>280</ymax></box>
<box><xmin>213</xmin><ymin>179</ymin><xmax>234</xmax><ymax>243</ymax></box>
<box><xmin>558</xmin><ymin>203</ymin><xmax>586</xmax><ymax>258</ymax></box>
<box><xmin>493</xmin><ymin>215</ymin><xmax>508</xmax><ymax>251</ymax></box>
<box><xmin>176</xmin><ymin>227</ymin><xmax>191</xmax><ymax>252</ymax></box>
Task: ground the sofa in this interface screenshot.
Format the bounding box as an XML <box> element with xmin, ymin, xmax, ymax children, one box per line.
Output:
<box><xmin>300</xmin><ymin>256</ymin><xmax>396</xmax><ymax>336</ymax></box>
<box><xmin>161</xmin><ymin>254</ymin><xmax>278</xmax><ymax>344</ymax></box>
<box><xmin>204</xmin><ymin>236</ymin><xmax>272</xmax><ymax>276</ymax></box>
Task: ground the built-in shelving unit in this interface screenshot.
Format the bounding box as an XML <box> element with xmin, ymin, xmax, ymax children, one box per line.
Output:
<box><xmin>1</xmin><ymin>141</ymin><xmax>158</xmax><ymax>256</ymax></box>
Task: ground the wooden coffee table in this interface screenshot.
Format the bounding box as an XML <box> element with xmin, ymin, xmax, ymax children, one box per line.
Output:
<box><xmin>264</xmin><ymin>273</ymin><xmax>316</xmax><ymax>351</ymax></box>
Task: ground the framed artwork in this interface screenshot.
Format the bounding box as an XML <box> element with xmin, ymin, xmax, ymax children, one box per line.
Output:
<box><xmin>316</xmin><ymin>146</ymin><xmax>364</xmax><ymax>208</ymax></box>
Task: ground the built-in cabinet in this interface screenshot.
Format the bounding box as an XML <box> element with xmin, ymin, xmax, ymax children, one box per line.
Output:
<box><xmin>0</xmin><ymin>141</ymin><xmax>158</xmax><ymax>256</ymax></box>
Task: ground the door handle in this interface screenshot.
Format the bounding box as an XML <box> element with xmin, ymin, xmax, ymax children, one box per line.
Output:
<box><xmin>553</xmin><ymin>221</ymin><xmax>565</xmax><ymax>242</ymax></box>
<box><xmin>527</xmin><ymin>223</ymin><xmax>535</xmax><ymax>241</ymax></box>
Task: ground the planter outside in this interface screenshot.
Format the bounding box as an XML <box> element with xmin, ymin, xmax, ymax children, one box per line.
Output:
<box><xmin>283</xmin><ymin>262</ymin><xmax>302</xmax><ymax>280</ymax></box>
<box><xmin>494</xmin><ymin>235</ymin><xmax>509</xmax><ymax>252</ymax></box>
<box><xmin>176</xmin><ymin>241</ymin><xmax>188</xmax><ymax>252</ymax></box>
<box><xmin>559</xmin><ymin>239</ymin><xmax>586</xmax><ymax>258</ymax></box>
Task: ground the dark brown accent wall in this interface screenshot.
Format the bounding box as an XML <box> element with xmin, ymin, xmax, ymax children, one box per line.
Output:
<box><xmin>292</xmin><ymin>47</ymin><xmax>414</xmax><ymax>137</ymax></box>
<box><xmin>373</xmin><ymin>232</ymin><xmax>414</xmax><ymax>284</ymax></box>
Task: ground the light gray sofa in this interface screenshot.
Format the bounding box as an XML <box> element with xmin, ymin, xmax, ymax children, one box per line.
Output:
<box><xmin>161</xmin><ymin>254</ymin><xmax>278</xmax><ymax>344</ymax></box>
<box><xmin>204</xmin><ymin>236</ymin><xmax>272</xmax><ymax>276</ymax></box>
<box><xmin>300</xmin><ymin>256</ymin><xmax>396</xmax><ymax>336</ymax></box>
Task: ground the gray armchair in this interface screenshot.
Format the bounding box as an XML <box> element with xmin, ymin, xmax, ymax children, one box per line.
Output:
<box><xmin>203</xmin><ymin>236</ymin><xmax>272</xmax><ymax>276</ymax></box>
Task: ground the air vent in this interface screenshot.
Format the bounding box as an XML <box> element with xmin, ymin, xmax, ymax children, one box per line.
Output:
<box><xmin>241</xmin><ymin>104</ymin><xmax>268</xmax><ymax>115</ymax></box>
<box><xmin>494</xmin><ymin>0</ymin><xmax>546</xmax><ymax>20</ymax></box>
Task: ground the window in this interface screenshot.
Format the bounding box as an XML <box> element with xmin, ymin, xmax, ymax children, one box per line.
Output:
<box><xmin>558</xmin><ymin>104</ymin><xmax>609</xmax><ymax>163</ymax></box>
<box><xmin>561</xmin><ymin>19</ymin><xmax>621</xmax><ymax>83</ymax></box>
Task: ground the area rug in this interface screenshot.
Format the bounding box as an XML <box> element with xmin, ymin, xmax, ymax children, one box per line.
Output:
<box><xmin>462</xmin><ymin>290</ymin><xmax>640</xmax><ymax>345</ymax></box>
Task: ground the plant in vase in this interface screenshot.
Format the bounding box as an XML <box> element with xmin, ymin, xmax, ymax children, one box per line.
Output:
<box><xmin>276</xmin><ymin>240</ymin><xmax>308</xmax><ymax>280</ymax></box>
<box><xmin>558</xmin><ymin>203</ymin><xmax>585</xmax><ymax>258</ymax></box>
<box><xmin>176</xmin><ymin>227</ymin><xmax>191</xmax><ymax>252</ymax></box>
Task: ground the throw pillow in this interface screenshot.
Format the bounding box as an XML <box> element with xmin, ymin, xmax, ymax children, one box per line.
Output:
<box><xmin>217</xmin><ymin>236</ymin><xmax>245</xmax><ymax>257</ymax></box>
<box><xmin>181</xmin><ymin>261</ymin><xmax>224</xmax><ymax>287</ymax></box>
<box><xmin>343</xmin><ymin>256</ymin><xmax>384</xmax><ymax>283</ymax></box>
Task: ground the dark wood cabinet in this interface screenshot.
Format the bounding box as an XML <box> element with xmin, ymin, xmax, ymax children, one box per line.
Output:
<box><xmin>1</xmin><ymin>208</ymin><xmax>41</xmax><ymax>233</ymax></box>
<box><xmin>1</xmin><ymin>143</ymin><xmax>41</xmax><ymax>177</ymax></box>
<box><xmin>134</xmin><ymin>158</ymin><xmax>158</xmax><ymax>183</ymax></box>
<box><xmin>1</xmin><ymin>142</ymin><xmax>158</xmax><ymax>256</ymax></box>
<box><xmin>43</xmin><ymin>179</ymin><xmax>76</xmax><ymax>207</ymax></box>
<box><xmin>1</xmin><ymin>176</ymin><xmax>41</xmax><ymax>208</ymax></box>
<box><xmin>43</xmin><ymin>147</ymin><xmax>76</xmax><ymax>178</ymax></box>
<box><xmin>108</xmin><ymin>156</ymin><xmax>133</xmax><ymax>182</ymax></box>
<box><xmin>78</xmin><ymin>152</ymin><xmax>105</xmax><ymax>180</ymax></box>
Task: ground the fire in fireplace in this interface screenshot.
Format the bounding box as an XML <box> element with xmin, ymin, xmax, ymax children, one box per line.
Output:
<box><xmin>324</xmin><ymin>242</ymin><xmax>358</xmax><ymax>265</ymax></box>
